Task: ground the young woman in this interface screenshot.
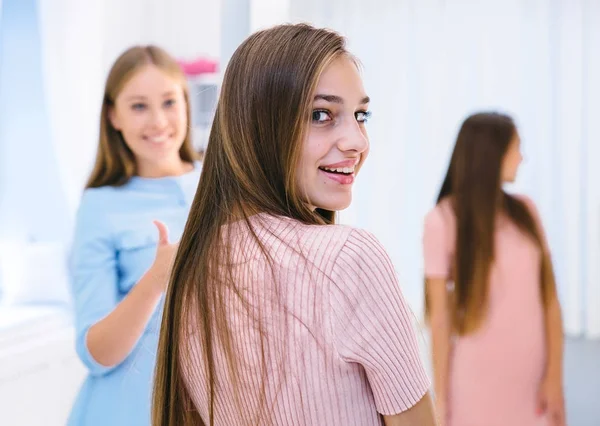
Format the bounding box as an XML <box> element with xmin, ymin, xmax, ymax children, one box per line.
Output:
<box><xmin>423</xmin><ymin>112</ymin><xmax>565</xmax><ymax>426</ymax></box>
<box><xmin>68</xmin><ymin>45</ymin><xmax>202</xmax><ymax>426</ymax></box>
<box><xmin>152</xmin><ymin>24</ymin><xmax>436</xmax><ymax>426</ymax></box>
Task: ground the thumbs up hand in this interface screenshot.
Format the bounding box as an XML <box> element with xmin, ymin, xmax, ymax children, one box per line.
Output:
<box><xmin>149</xmin><ymin>220</ymin><xmax>179</xmax><ymax>293</ymax></box>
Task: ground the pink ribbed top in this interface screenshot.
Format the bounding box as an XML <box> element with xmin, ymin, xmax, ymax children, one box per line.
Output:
<box><xmin>180</xmin><ymin>214</ymin><xmax>430</xmax><ymax>425</ymax></box>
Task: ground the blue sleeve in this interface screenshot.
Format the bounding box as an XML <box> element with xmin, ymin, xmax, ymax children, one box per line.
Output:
<box><xmin>69</xmin><ymin>190</ymin><xmax>120</xmax><ymax>376</ymax></box>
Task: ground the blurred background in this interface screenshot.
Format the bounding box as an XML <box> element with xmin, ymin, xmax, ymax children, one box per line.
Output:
<box><xmin>0</xmin><ymin>0</ymin><xmax>598</xmax><ymax>424</ymax></box>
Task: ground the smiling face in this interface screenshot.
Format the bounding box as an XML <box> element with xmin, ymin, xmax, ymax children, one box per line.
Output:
<box><xmin>109</xmin><ymin>64</ymin><xmax>188</xmax><ymax>176</ymax></box>
<box><xmin>296</xmin><ymin>56</ymin><xmax>370</xmax><ymax>211</ymax></box>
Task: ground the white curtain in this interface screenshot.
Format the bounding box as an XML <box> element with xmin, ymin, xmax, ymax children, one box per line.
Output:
<box><xmin>37</xmin><ymin>0</ymin><xmax>107</xmax><ymax>226</ymax></box>
<box><xmin>290</xmin><ymin>0</ymin><xmax>600</xmax><ymax>339</ymax></box>
<box><xmin>102</xmin><ymin>0</ymin><xmax>221</xmax><ymax>64</ymax></box>
<box><xmin>250</xmin><ymin>0</ymin><xmax>290</xmax><ymax>32</ymax></box>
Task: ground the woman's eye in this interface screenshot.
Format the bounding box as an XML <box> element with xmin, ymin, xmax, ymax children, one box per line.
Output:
<box><xmin>132</xmin><ymin>103</ymin><xmax>146</xmax><ymax>111</ymax></box>
<box><xmin>312</xmin><ymin>110</ymin><xmax>332</xmax><ymax>123</ymax></box>
<box><xmin>355</xmin><ymin>111</ymin><xmax>372</xmax><ymax>123</ymax></box>
<box><xmin>164</xmin><ymin>99</ymin><xmax>176</xmax><ymax>108</ymax></box>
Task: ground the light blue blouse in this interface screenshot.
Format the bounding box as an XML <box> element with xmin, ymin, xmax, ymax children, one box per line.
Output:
<box><xmin>67</xmin><ymin>163</ymin><xmax>201</xmax><ymax>426</ymax></box>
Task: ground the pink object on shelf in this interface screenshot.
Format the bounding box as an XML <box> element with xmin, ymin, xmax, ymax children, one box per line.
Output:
<box><xmin>177</xmin><ymin>58</ymin><xmax>219</xmax><ymax>76</ymax></box>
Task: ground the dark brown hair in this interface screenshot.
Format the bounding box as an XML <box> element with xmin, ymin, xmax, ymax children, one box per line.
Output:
<box><xmin>426</xmin><ymin>112</ymin><xmax>554</xmax><ymax>334</ymax></box>
<box><xmin>152</xmin><ymin>24</ymin><xmax>350</xmax><ymax>426</ymax></box>
<box><xmin>86</xmin><ymin>45</ymin><xmax>198</xmax><ymax>188</ymax></box>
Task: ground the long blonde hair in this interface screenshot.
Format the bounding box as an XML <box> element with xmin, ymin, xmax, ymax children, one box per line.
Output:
<box><xmin>152</xmin><ymin>24</ymin><xmax>350</xmax><ymax>426</ymax></box>
<box><xmin>86</xmin><ymin>45</ymin><xmax>198</xmax><ymax>188</ymax></box>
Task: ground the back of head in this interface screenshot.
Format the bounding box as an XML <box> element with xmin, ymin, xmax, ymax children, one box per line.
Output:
<box><xmin>86</xmin><ymin>45</ymin><xmax>197</xmax><ymax>188</ymax></box>
<box><xmin>438</xmin><ymin>112</ymin><xmax>516</xmax><ymax>204</ymax></box>
<box><xmin>432</xmin><ymin>112</ymin><xmax>517</xmax><ymax>334</ymax></box>
<box><xmin>153</xmin><ymin>24</ymin><xmax>350</xmax><ymax>426</ymax></box>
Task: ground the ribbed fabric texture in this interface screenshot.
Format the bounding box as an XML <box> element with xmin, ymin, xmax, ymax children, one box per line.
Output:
<box><xmin>180</xmin><ymin>214</ymin><xmax>430</xmax><ymax>425</ymax></box>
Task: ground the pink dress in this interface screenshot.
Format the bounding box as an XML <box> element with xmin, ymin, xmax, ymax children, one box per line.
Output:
<box><xmin>423</xmin><ymin>195</ymin><xmax>549</xmax><ymax>426</ymax></box>
<box><xmin>180</xmin><ymin>214</ymin><xmax>430</xmax><ymax>425</ymax></box>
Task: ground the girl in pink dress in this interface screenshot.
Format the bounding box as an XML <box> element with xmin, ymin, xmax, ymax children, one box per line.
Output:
<box><xmin>152</xmin><ymin>24</ymin><xmax>436</xmax><ymax>426</ymax></box>
<box><xmin>423</xmin><ymin>112</ymin><xmax>566</xmax><ymax>426</ymax></box>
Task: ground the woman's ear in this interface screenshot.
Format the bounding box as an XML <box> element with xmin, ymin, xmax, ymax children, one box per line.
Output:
<box><xmin>108</xmin><ymin>106</ymin><xmax>121</xmax><ymax>131</ymax></box>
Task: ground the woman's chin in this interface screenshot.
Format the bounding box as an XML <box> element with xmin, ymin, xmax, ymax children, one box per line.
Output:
<box><xmin>314</xmin><ymin>197</ymin><xmax>352</xmax><ymax>213</ymax></box>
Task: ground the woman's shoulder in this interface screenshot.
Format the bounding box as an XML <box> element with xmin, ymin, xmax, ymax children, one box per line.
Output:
<box><xmin>508</xmin><ymin>193</ymin><xmax>544</xmax><ymax>227</ymax></box>
<box><xmin>262</xmin><ymin>216</ymin><xmax>379</xmax><ymax>260</ymax></box>
<box><xmin>326</xmin><ymin>226</ymin><xmax>402</xmax><ymax>295</ymax></box>
<box><xmin>79</xmin><ymin>180</ymin><xmax>160</xmax><ymax>212</ymax></box>
<box><xmin>424</xmin><ymin>197</ymin><xmax>454</xmax><ymax>229</ymax></box>
<box><xmin>78</xmin><ymin>186</ymin><xmax>117</xmax><ymax>216</ymax></box>
<box><xmin>296</xmin><ymin>220</ymin><xmax>378</xmax><ymax>248</ymax></box>
<box><xmin>510</xmin><ymin>192</ymin><xmax>536</xmax><ymax>209</ymax></box>
<box><xmin>76</xmin><ymin>184</ymin><xmax>149</xmax><ymax>230</ymax></box>
<box><xmin>326</xmin><ymin>225</ymin><xmax>391</xmax><ymax>267</ymax></box>
<box><xmin>271</xmin><ymin>216</ymin><xmax>356</xmax><ymax>252</ymax></box>
<box><xmin>80</xmin><ymin>185</ymin><xmax>120</xmax><ymax>203</ymax></box>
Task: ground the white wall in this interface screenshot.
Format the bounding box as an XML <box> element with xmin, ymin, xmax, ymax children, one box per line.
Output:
<box><xmin>250</xmin><ymin>0</ymin><xmax>290</xmax><ymax>32</ymax></box>
<box><xmin>103</xmin><ymin>0</ymin><xmax>221</xmax><ymax>66</ymax></box>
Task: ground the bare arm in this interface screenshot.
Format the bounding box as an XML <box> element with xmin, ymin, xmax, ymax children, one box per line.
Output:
<box><xmin>520</xmin><ymin>195</ymin><xmax>564</xmax><ymax>383</ymax></box>
<box><xmin>426</xmin><ymin>277</ymin><xmax>452</xmax><ymax>424</ymax></box>
<box><xmin>544</xmin><ymin>299</ymin><xmax>564</xmax><ymax>380</ymax></box>
<box><xmin>87</xmin><ymin>221</ymin><xmax>177</xmax><ymax>368</ymax></box>
<box><xmin>86</xmin><ymin>269</ymin><xmax>164</xmax><ymax>367</ymax></box>
<box><xmin>542</xmin><ymin>255</ymin><xmax>564</xmax><ymax>382</ymax></box>
<box><xmin>521</xmin><ymin>195</ymin><xmax>565</xmax><ymax>423</ymax></box>
<box><xmin>383</xmin><ymin>392</ymin><xmax>438</xmax><ymax>426</ymax></box>
<box><xmin>540</xmin><ymin>279</ymin><xmax>566</xmax><ymax>425</ymax></box>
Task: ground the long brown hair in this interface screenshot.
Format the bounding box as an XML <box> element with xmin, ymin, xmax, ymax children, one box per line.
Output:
<box><xmin>426</xmin><ymin>112</ymin><xmax>553</xmax><ymax>334</ymax></box>
<box><xmin>152</xmin><ymin>24</ymin><xmax>350</xmax><ymax>426</ymax></box>
<box><xmin>86</xmin><ymin>45</ymin><xmax>198</xmax><ymax>188</ymax></box>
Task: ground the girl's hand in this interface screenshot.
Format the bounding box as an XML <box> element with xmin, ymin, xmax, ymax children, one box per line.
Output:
<box><xmin>148</xmin><ymin>220</ymin><xmax>179</xmax><ymax>292</ymax></box>
<box><xmin>537</xmin><ymin>373</ymin><xmax>566</xmax><ymax>426</ymax></box>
